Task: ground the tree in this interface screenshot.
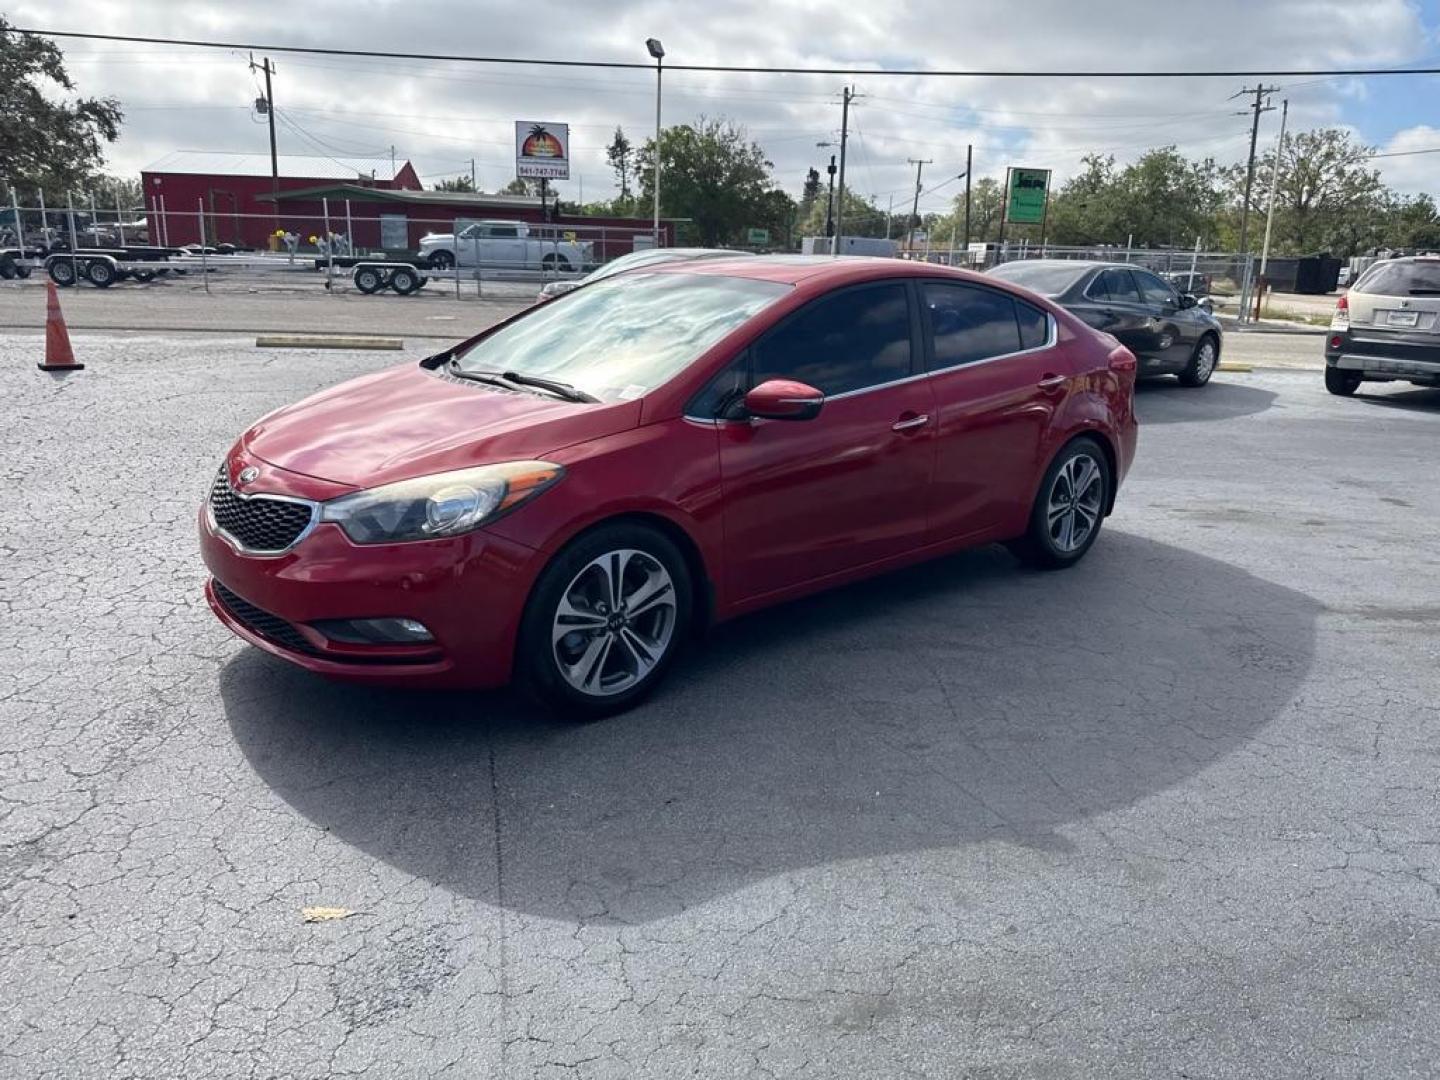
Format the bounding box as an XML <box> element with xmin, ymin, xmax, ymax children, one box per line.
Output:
<box><xmin>1227</xmin><ymin>128</ymin><xmax>1386</xmax><ymax>256</ymax></box>
<box><xmin>499</xmin><ymin>177</ymin><xmax>536</xmax><ymax>196</ymax></box>
<box><xmin>796</xmin><ymin>187</ymin><xmax>889</xmax><ymax>239</ymax></box>
<box><xmin>634</xmin><ymin>117</ymin><xmax>792</xmax><ymax>245</ymax></box>
<box><xmin>1382</xmin><ymin>193</ymin><xmax>1440</xmax><ymax>251</ymax></box>
<box><xmin>928</xmin><ymin>177</ymin><xmax>1006</xmax><ymax>246</ymax></box>
<box><xmin>434</xmin><ymin>175</ymin><xmax>476</xmax><ymax>192</ymax></box>
<box><xmin>1</xmin><ymin>18</ymin><xmax>123</xmax><ymax>197</ymax></box>
<box><xmin>800</xmin><ymin>167</ymin><xmax>823</xmax><ymax>216</ymax></box>
<box><xmin>606</xmin><ymin>127</ymin><xmax>633</xmax><ymax>200</ymax></box>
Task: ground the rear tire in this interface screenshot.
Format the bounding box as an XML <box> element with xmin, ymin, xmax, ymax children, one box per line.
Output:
<box><xmin>1325</xmin><ymin>367</ymin><xmax>1362</xmax><ymax>396</ymax></box>
<box><xmin>130</xmin><ymin>269</ymin><xmax>156</xmax><ymax>283</ymax></box>
<box><xmin>85</xmin><ymin>260</ymin><xmax>116</xmax><ymax>288</ymax></box>
<box><xmin>1179</xmin><ymin>333</ymin><xmax>1218</xmax><ymax>387</ymax></box>
<box><xmin>0</xmin><ymin>255</ymin><xmax>15</xmax><ymax>280</ymax></box>
<box><xmin>389</xmin><ymin>267</ymin><xmax>420</xmax><ymax>295</ymax></box>
<box><xmin>1007</xmin><ymin>437</ymin><xmax>1112</xmax><ymax>570</ymax></box>
<box><xmin>517</xmin><ymin>522</ymin><xmax>693</xmax><ymax>718</ymax></box>
<box><xmin>541</xmin><ymin>253</ymin><xmax>572</xmax><ymax>273</ymax></box>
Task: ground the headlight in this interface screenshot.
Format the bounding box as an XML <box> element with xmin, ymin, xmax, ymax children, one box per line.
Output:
<box><xmin>319</xmin><ymin>461</ymin><xmax>563</xmax><ymax>544</ymax></box>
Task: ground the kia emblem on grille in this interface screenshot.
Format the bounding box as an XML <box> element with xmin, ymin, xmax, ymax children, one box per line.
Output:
<box><xmin>237</xmin><ymin>466</ymin><xmax>260</xmax><ymax>485</ymax></box>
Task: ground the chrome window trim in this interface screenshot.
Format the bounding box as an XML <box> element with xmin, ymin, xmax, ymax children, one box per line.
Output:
<box><xmin>207</xmin><ymin>474</ymin><xmax>321</xmax><ymax>558</ymax></box>
<box><xmin>681</xmin><ymin>311</ymin><xmax>1059</xmax><ymax>421</ymax></box>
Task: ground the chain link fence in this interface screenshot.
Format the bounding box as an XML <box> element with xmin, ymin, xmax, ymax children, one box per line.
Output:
<box><xmin>1</xmin><ymin>190</ymin><xmax>659</xmax><ymax>301</ymax></box>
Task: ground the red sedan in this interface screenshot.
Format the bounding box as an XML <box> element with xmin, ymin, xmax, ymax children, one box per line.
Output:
<box><xmin>201</xmin><ymin>257</ymin><xmax>1137</xmax><ymax>714</ymax></box>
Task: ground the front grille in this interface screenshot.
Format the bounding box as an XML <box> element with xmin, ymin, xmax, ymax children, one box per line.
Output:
<box><xmin>209</xmin><ymin>468</ymin><xmax>314</xmax><ymax>553</ymax></box>
<box><xmin>212</xmin><ymin>580</ymin><xmax>321</xmax><ymax>656</ymax></box>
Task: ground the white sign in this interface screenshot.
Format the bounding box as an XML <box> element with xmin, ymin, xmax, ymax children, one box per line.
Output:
<box><xmin>515</xmin><ymin>121</ymin><xmax>570</xmax><ymax>180</ymax></box>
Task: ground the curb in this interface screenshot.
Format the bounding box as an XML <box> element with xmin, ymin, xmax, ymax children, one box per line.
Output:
<box><xmin>255</xmin><ymin>335</ymin><xmax>405</xmax><ymax>350</ymax></box>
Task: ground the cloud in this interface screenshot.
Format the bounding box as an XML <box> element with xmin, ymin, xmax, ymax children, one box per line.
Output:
<box><xmin>10</xmin><ymin>0</ymin><xmax>1432</xmax><ymax>216</ymax></box>
<box><xmin>1375</xmin><ymin>125</ymin><xmax>1440</xmax><ymax>196</ymax></box>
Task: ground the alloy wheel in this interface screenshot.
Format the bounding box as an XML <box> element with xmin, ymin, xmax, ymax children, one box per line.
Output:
<box><xmin>1195</xmin><ymin>339</ymin><xmax>1217</xmax><ymax>380</ymax></box>
<box><xmin>1046</xmin><ymin>453</ymin><xmax>1105</xmax><ymax>554</ymax></box>
<box><xmin>552</xmin><ymin>549</ymin><xmax>677</xmax><ymax>697</ymax></box>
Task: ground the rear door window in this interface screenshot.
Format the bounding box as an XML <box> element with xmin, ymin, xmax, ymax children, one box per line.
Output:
<box><xmin>1091</xmin><ymin>268</ymin><xmax>1142</xmax><ymax>303</ymax></box>
<box><xmin>922</xmin><ymin>283</ymin><xmax>1022</xmax><ymax>369</ymax></box>
<box><xmin>1015</xmin><ymin>301</ymin><xmax>1049</xmax><ymax>350</ymax></box>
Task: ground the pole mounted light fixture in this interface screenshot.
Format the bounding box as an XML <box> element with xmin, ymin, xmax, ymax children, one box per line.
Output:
<box><xmin>646</xmin><ymin>38</ymin><xmax>664</xmax><ymax>59</ymax></box>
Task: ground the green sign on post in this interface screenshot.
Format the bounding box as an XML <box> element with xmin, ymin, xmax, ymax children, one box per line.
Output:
<box><xmin>1004</xmin><ymin>168</ymin><xmax>1051</xmax><ymax>225</ymax></box>
<box><xmin>746</xmin><ymin>227</ymin><xmax>770</xmax><ymax>245</ymax></box>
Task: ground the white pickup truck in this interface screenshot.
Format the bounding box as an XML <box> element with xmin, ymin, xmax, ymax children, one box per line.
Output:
<box><xmin>418</xmin><ymin>220</ymin><xmax>591</xmax><ymax>273</ymax></box>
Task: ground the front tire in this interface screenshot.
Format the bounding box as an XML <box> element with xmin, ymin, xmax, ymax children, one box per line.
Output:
<box><xmin>1325</xmin><ymin>367</ymin><xmax>1362</xmax><ymax>396</ymax></box>
<box><xmin>353</xmin><ymin>266</ymin><xmax>384</xmax><ymax>294</ymax></box>
<box><xmin>427</xmin><ymin>250</ymin><xmax>455</xmax><ymax>270</ymax></box>
<box><xmin>517</xmin><ymin>523</ymin><xmax>693</xmax><ymax>718</ymax></box>
<box><xmin>1179</xmin><ymin>333</ymin><xmax>1218</xmax><ymax>387</ymax></box>
<box><xmin>1008</xmin><ymin>437</ymin><xmax>1112</xmax><ymax>570</ymax></box>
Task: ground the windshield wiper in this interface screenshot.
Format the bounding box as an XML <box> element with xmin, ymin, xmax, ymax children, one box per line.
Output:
<box><xmin>499</xmin><ymin>370</ymin><xmax>598</xmax><ymax>403</ymax></box>
<box><xmin>445</xmin><ymin>361</ymin><xmax>598</xmax><ymax>403</ymax></box>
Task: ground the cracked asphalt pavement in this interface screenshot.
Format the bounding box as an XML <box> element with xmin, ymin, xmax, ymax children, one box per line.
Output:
<box><xmin>2</xmin><ymin>328</ymin><xmax>1437</xmax><ymax>1078</ymax></box>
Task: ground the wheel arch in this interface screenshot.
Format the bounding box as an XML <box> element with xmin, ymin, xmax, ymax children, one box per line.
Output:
<box><xmin>520</xmin><ymin>509</ymin><xmax>716</xmax><ymax>645</ymax></box>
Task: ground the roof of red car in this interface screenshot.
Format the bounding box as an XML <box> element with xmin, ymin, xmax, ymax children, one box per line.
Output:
<box><xmin>651</xmin><ymin>254</ymin><xmax>979</xmax><ymax>287</ymax></box>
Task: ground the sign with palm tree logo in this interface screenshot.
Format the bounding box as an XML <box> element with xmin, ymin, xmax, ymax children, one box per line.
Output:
<box><xmin>515</xmin><ymin>121</ymin><xmax>571</xmax><ymax>180</ymax></box>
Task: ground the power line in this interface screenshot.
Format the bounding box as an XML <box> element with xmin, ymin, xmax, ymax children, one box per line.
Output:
<box><xmin>19</xmin><ymin>27</ymin><xmax>1440</xmax><ymax>78</ymax></box>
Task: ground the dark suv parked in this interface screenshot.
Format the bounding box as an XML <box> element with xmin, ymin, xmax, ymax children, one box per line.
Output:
<box><xmin>1325</xmin><ymin>256</ymin><xmax>1440</xmax><ymax>395</ymax></box>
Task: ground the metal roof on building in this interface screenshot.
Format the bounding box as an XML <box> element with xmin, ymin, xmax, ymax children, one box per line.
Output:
<box><xmin>142</xmin><ymin>151</ymin><xmax>409</xmax><ymax>181</ymax></box>
<box><xmin>259</xmin><ymin>183</ymin><xmax>540</xmax><ymax>207</ymax></box>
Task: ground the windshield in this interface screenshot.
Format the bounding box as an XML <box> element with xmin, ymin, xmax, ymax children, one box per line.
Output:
<box><xmin>1355</xmin><ymin>259</ymin><xmax>1440</xmax><ymax>296</ymax></box>
<box><xmin>988</xmin><ymin>262</ymin><xmax>1089</xmax><ymax>296</ymax></box>
<box><xmin>453</xmin><ymin>272</ymin><xmax>789</xmax><ymax>402</ymax></box>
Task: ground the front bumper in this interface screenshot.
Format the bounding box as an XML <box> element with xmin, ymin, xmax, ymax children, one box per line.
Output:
<box><xmin>200</xmin><ymin>501</ymin><xmax>543</xmax><ymax>690</ymax></box>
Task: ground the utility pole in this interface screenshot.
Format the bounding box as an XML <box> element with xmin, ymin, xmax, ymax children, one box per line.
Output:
<box><xmin>1233</xmin><ymin>83</ymin><xmax>1277</xmax><ymax>255</ymax></box>
<box><xmin>963</xmin><ymin>143</ymin><xmax>973</xmax><ymax>249</ymax></box>
<box><xmin>470</xmin><ymin>158</ymin><xmax>477</xmax><ymax>191</ymax></box>
<box><xmin>834</xmin><ymin>85</ymin><xmax>856</xmax><ymax>256</ymax></box>
<box><xmin>906</xmin><ymin>158</ymin><xmax>932</xmax><ymax>251</ymax></box>
<box><xmin>1259</xmin><ymin>98</ymin><xmax>1288</xmax><ymax>277</ymax></box>
<box><xmin>885</xmin><ymin>194</ymin><xmax>893</xmax><ymax>239</ymax></box>
<box><xmin>390</xmin><ymin>145</ymin><xmax>397</xmax><ymax>176</ymax></box>
<box><xmin>249</xmin><ymin>55</ymin><xmax>279</xmax><ymax>230</ymax></box>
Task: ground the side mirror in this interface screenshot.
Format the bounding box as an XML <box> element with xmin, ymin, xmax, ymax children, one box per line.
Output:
<box><xmin>1179</xmin><ymin>293</ymin><xmax>1198</xmax><ymax>309</ymax></box>
<box><xmin>743</xmin><ymin>378</ymin><xmax>824</xmax><ymax>421</ymax></box>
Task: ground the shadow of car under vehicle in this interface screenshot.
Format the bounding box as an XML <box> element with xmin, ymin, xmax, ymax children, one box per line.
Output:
<box><xmin>221</xmin><ymin>531</ymin><xmax>1318</xmax><ymax>926</ymax></box>
<box><xmin>1350</xmin><ymin>386</ymin><xmax>1440</xmax><ymax>412</ymax></box>
<box><xmin>1134</xmin><ymin>377</ymin><xmax>1278</xmax><ymax>425</ymax></box>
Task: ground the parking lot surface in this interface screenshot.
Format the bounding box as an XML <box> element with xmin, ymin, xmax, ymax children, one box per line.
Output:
<box><xmin>2</xmin><ymin>333</ymin><xmax>1437</xmax><ymax>1078</ymax></box>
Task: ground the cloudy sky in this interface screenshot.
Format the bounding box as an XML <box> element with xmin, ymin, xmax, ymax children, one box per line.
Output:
<box><xmin>13</xmin><ymin>0</ymin><xmax>1440</xmax><ymax>214</ymax></box>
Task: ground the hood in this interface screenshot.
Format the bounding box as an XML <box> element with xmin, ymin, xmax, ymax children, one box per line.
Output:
<box><xmin>243</xmin><ymin>362</ymin><xmax>640</xmax><ymax>488</ymax></box>
<box><xmin>419</xmin><ymin>232</ymin><xmax>453</xmax><ymax>244</ymax></box>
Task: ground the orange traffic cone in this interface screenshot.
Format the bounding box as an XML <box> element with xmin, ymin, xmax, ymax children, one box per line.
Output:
<box><xmin>39</xmin><ymin>280</ymin><xmax>84</xmax><ymax>372</ymax></box>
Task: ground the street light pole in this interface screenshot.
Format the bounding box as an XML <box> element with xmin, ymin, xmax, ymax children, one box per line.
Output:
<box><xmin>1259</xmin><ymin>98</ymin><xmax>1288</xmax><ymax>278</ymax></box>
<box><xmin>646</xmin><ymin>38</ymin><xmax>665</xmax><ymax>247</ymax></box>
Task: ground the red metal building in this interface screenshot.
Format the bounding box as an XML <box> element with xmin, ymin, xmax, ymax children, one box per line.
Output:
<box><xmin>140</xmin><ymin>151</ymin><xmax>422</xmax><ymax>248</ymax></box>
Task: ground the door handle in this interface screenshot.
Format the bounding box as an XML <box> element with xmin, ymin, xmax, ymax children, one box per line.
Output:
<box><xmin>1036</xmin><ymin>374</ymin><xmax>1067</xmax><ymax>390</ymax></box>
<box><xmin>891</xmin><ymin>413</ymin><xmax>930</xmax><ymax>432</ymax></box>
